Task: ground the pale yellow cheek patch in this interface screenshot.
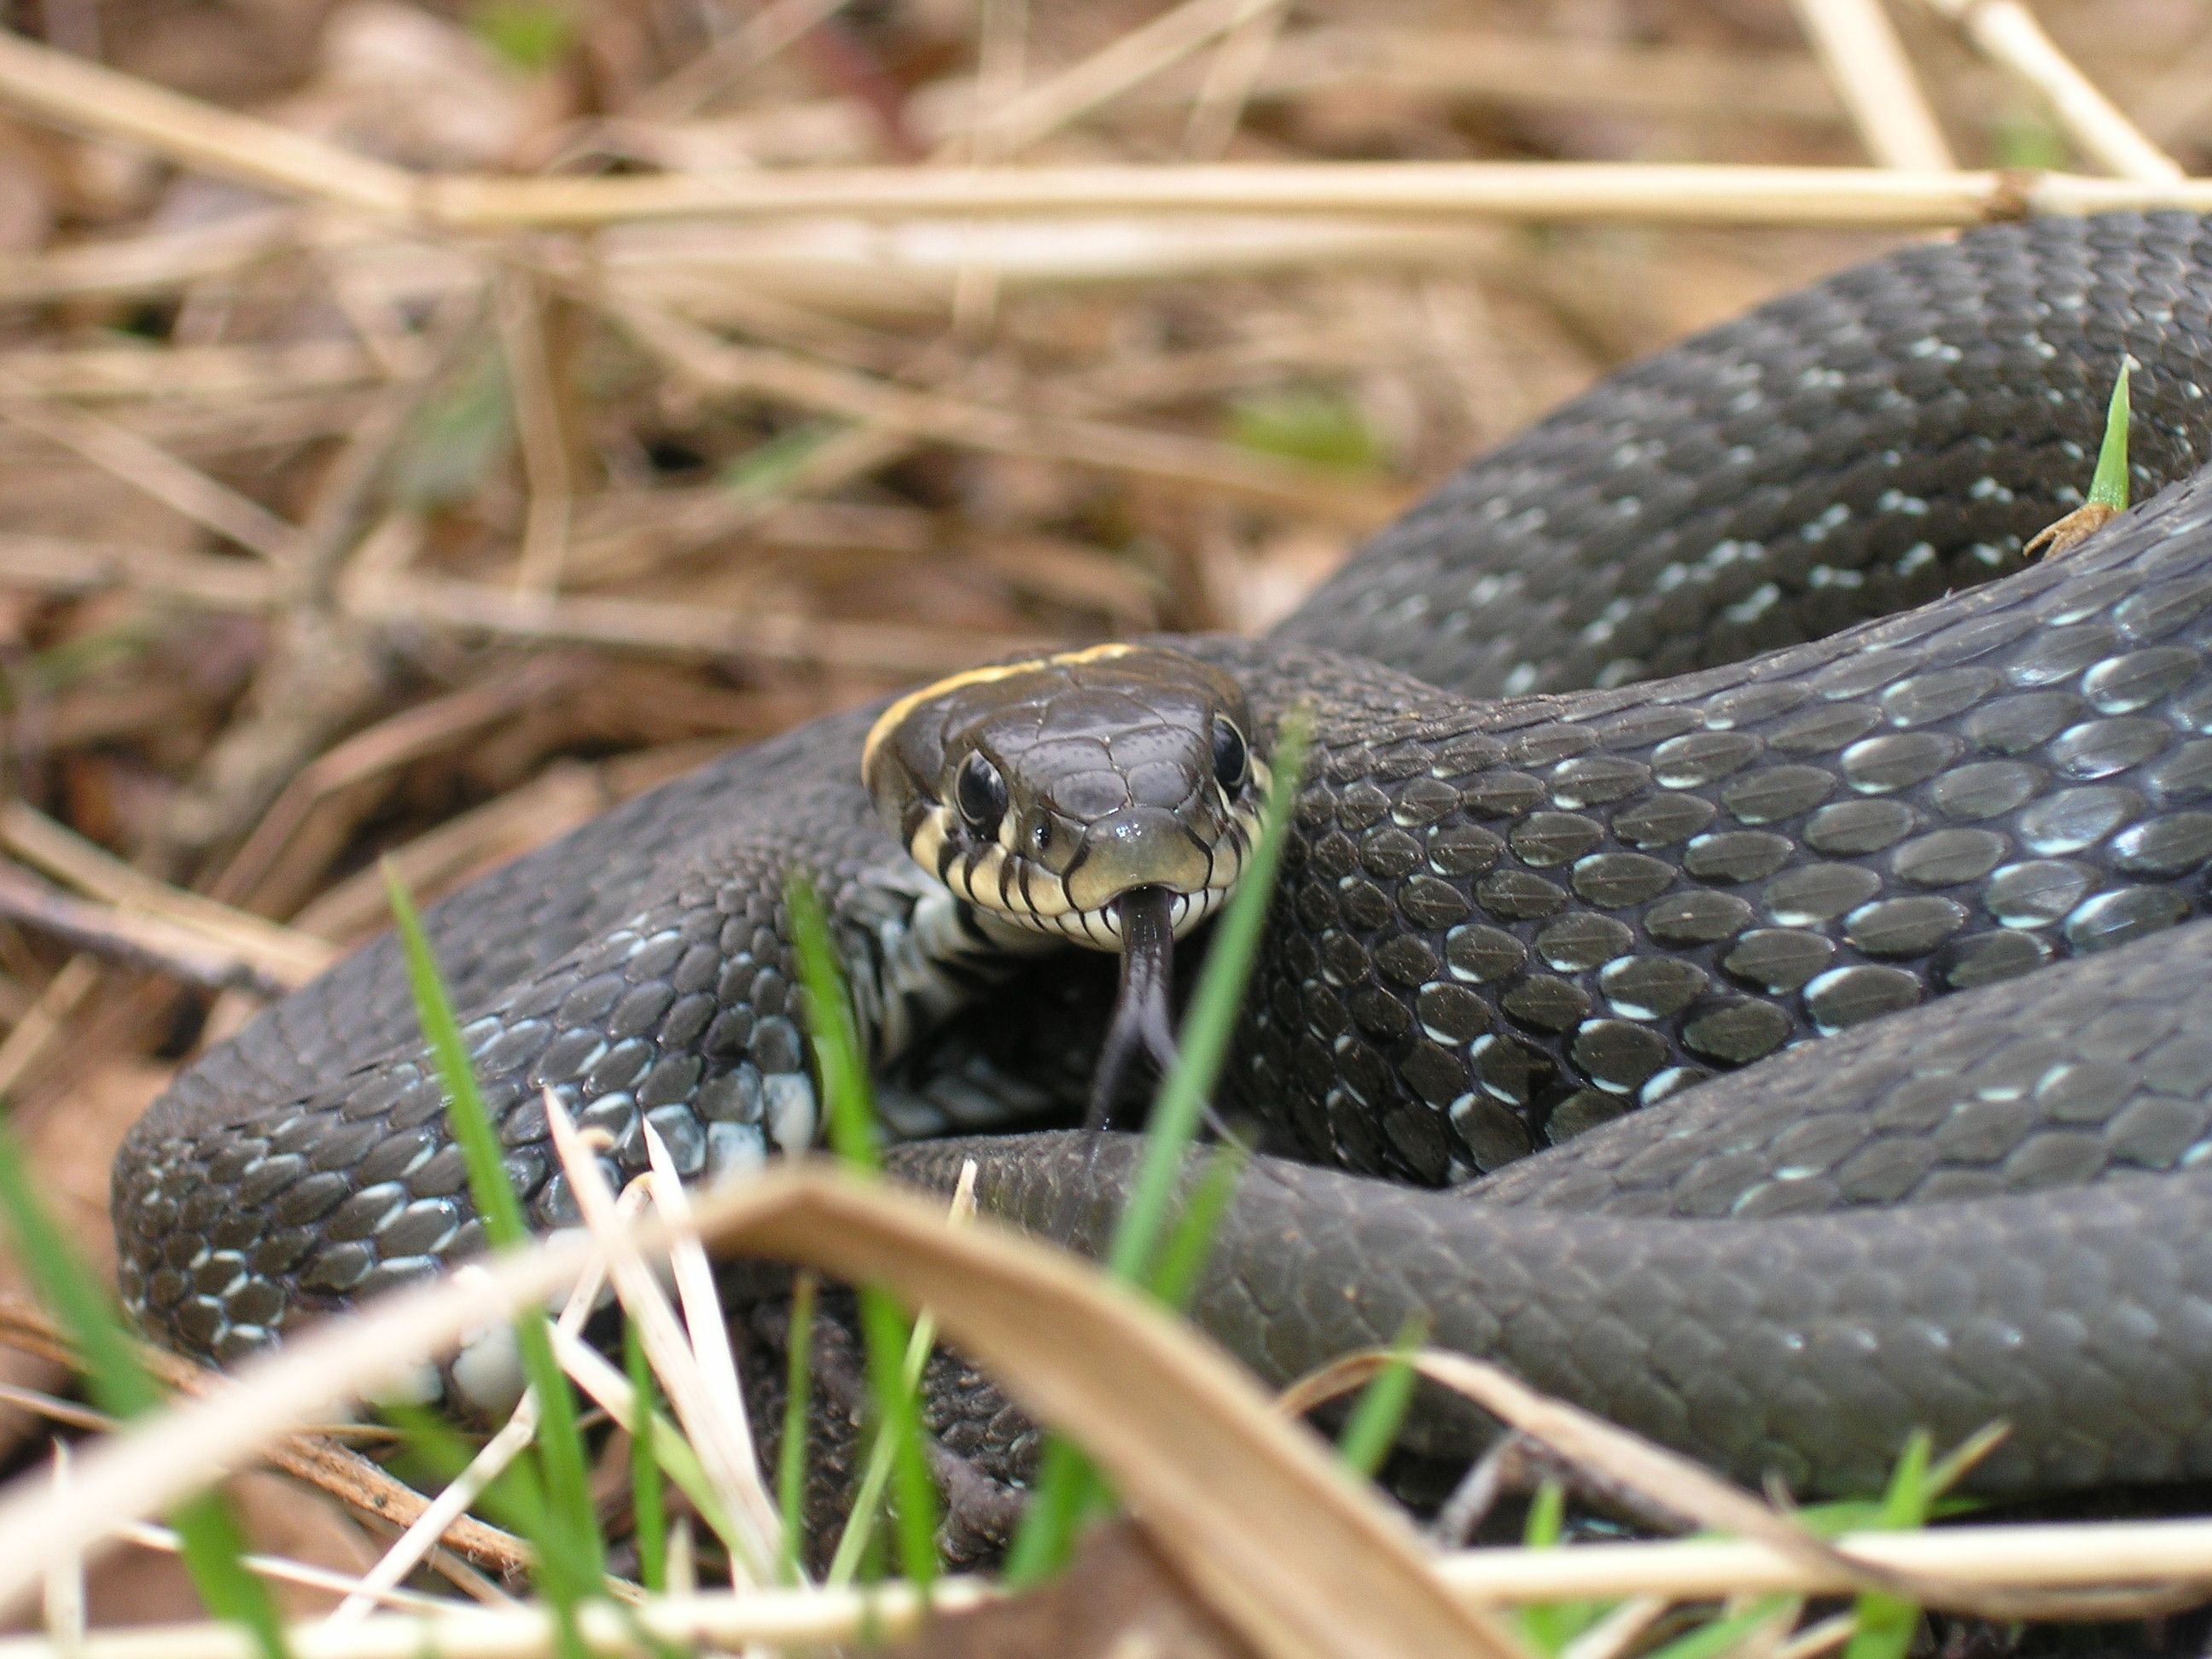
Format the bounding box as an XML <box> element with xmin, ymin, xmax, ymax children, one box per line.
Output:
<box><xmin>861</xmin><ymin>642</ymin><xmax>1140</xmax><ymax>781</ymax></box>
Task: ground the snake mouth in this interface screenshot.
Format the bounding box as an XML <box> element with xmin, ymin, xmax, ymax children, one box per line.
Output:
<box><xmin>908</xmin><ymin>759</ymin><xmax>1268</xmax><ymax>950</ymax></box>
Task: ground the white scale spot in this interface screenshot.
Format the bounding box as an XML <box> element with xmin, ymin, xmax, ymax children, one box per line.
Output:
<box><xmin>1809</xmin><ymin>566</ymin><xmax>1866</xmax><ymax>590</ymax></box>
<box><xmin>1968</xmin><ymin>476</ymin><xmax>2015</xmax><ymax>502</ymax></box>
<box><xmin>1875</xmin><ymin>489</ymin><xmax>1929</xmax><ymax>517</ymax></box>
<box><xmin>1898</xmin><ymin>542</ymin><xmax>1937</xmax><ymax>575</ymax></box>
<box><xmin>1796</xmin><ymin>366</ymin><xmax>1847</xmax><ymax>391</ymax></box>
<box><xmin>1725</xmin><ymin>582</ymin><xmax>1782</xmax><ymax>624</ymax></box>
<box><xmin>1465</xmin><ymin>573</ymin><xmax>1513</xmax><ymax>607</ymax></box>
<box><xmin>1907</xmin><ymin>336</ymin><xmax>1964</xmax><ymax>362</ymax></box>
<box><xmin>1800</xmin><ymin>502</ymin><xmax>1852</xmax><ymax>542</ymax></box>
<box><xmin>1503</xmin><ymin>663</ymin><xmax>1539</xmax><ymax>696</ymax></box>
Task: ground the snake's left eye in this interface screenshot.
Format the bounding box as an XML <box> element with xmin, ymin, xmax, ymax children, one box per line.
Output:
<box><xmin>1211</xmin><ymin>718</ymin><xmax>1249</xmax><ymax>792</ymax></box>
<box><xmin>954</xmin><ymin>753</ymin><xmax>1009</xmax><ymax>835</ymax></box>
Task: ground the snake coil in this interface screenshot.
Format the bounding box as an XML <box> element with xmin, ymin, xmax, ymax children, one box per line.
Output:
<box><xmin>117</xmin><ymin>212</ymin><xmax>2212</xmax><ymax>1505</ymax></box>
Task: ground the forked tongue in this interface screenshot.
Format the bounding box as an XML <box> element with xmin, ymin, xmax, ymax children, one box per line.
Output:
<box><xmin>1087</xmin><ymin>886</ymin><xmax>1181</xmax><ymax>1128</ymax></box>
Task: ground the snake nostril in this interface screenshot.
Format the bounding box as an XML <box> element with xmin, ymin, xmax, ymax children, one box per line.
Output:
<box><xmin>1030</xmin><ymin>816</ymin><xmax>1052</xmax><ymax>855</ymax></box>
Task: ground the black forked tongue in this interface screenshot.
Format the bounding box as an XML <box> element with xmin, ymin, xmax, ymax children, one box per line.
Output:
<box><xmin>1088</xmin><ymin>886</ymin><xmax>1182</xmax><ymax>1129</ymax></box>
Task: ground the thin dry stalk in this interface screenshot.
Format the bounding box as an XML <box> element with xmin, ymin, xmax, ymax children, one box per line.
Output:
<box><xmin>633</xmin><ymin>0</ymin><xmax>856</xmax><ymax>119</ymax></box>
<box><xmin>0</xmin><ymin>31</ymin><xmax>410</xmax><ymax>212</ymax></box>
<box><xmin>539</xmin><ymin>1091</ymin><xmax>781</xmax><ymax>1581</ymax></box>
<box><xmin>0</xmin><ymin>958</ymin><xmax>99</xmax><ymax>1100</ymax></box>
<box><xmin>1913</xmin><ymin>0</ymin><xmax>2185</xmax><ymax>180</ymax></box>
<box><xmin>495</xmin><ymin>269</ymin><xmax>576</xmax><ymax>596</ymax></box>
<box><xmin>633</xmin><ymin>1128</ymin><xmax>758</xmax><ymax>1556</ymax></box>
<box><xmin>0</xmin><ymin>370</ymin><xmax>300</xmax><ymax>563</ymax></box>
<box><xmin>111</xmin><ymin>1520</ymin><xmax>451</xmax><ymax>1615</ymax></box>
<box><xmin>1182</xmin><ymin>0</ymin><xmax>1284</xmax><ymax>157</ymax></box>
<box><xmin>0</xmin><ymin>865</ymin><xmax>294</xmax><ymax>998</ymax></box>
<box><xmin>953</xmin><ymin>0</ymin><xmax>1288</xmax><ymax>157</ymax></box>
<box><xmin>425</xmin><ymin>163</ymin><xmax>2212</xmax><ymax>232</ymax></box>
<box><xmin>1788</xmin><ymin>0</ymin><xmax>1955</xmax><ymax>169</ymax></box>
<box><xmin>602</xmin><ymin>291</ymin><xmax>1394</xmax><ymax>515</ymax></box>
<box><xmin>39</xmin><ymin>1450</ymin><xmax>81</xmax><ymax>1659</ymax></box>
<box><xmin>0</xmin><ymin>803</ymin><xmax>334</xmax><ymax>984</ymax></box>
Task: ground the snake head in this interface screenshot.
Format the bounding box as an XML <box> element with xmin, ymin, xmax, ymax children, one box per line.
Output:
<box><xmin>861</xmin><ymin>643</ymin><xmax>1269</xmax><ymax>950</ymax></box>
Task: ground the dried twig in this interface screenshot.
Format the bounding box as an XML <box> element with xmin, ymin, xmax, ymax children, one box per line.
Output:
<box><xmin>1912</xmin><ymin>0</ymin><xmax>2185</xmax><ymax>180</ymax></box>
<box><xmin>1788</xmin><ymin>0</ymin><xmax>1955</xmax><ymax>170</ymax></box>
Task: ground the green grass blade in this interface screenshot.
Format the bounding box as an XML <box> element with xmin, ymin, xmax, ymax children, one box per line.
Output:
<box><xmin>0</xmin><ymin>1126</ymin><xmax>288</xmax><ymax>1659</ymax></box>
<box><xmin>786</xmin><ymin>875</ymin><xmax>940</xmax><ymax>1588</ymax></box>
<box><xmin>1336</xmin><ymin>1318</ymin><xmax>1427</xmax><ymax>1480</ymax></box>
<box><xmin>623</xmin><ymin>1318</ymin><xmax>667</xmax><ymax>1594</ymax></box>
<box><xmin>2088</xmin><ymin>362</ymin><xmax>2132</xmax><ymax>511</ymax></box>
<box><xmin>384</xmin><ymin>862</ymin><xmax>607</xmax><ymax>1622</ymax></box>
<box><xmin>1510</xmin><ymin>1481</ymin><xmax>1614</xmax><ymax>1657</ymax></box>
<box><xmin>1001</xmin><ymin>1441</ymin><xmax>1102</xmax><ymax>1586</ymax></box>
<box><xmin>1146</xmin><ymin>1142</ymin><xmax>1249</xmax><ymax>1313</ymax></box>
<box><xmin>1008</xmin><ymin>713</ymin><xmax>1312</xmax><ymax>1583</ymax></box>
<box><xmin>1642</xmin><ymin>1597</ymin><xmax>1798</xmax><ymax>1659</ymax></box>
<box><xmin>777</xmin><ymin>1272</ymin><xmax>818</xmax><ymax>1586</ymax></box>
<box><xmin>1108</xmin><ymin>710</ymin><xmax>1310</xmax><ymax>1289</ymax></box>
<box><xmin>1838</xmin><ymin>1432</ymin><xmax>1933</xmax><ymax>1659</ymax></box>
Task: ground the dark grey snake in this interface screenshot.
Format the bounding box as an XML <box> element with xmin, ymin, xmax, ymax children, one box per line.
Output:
<box><xmin>114</xmin><ymin>211</ymin><xmax>2212</xmax><ymax>1508</ymax></box>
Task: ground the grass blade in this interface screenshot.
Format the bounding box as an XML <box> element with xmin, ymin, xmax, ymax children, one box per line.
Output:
<box><xmin>1840</xmin><ymin>1433</ymin><xmax>1934</xmax><ymax>1659</ymax></box>
<box><xmin>2088</xmin><ymin>360</ymin><xmax>2132</xmax><ymax>511</ymax></box>
<box><xmin>1008</xmin><ymin>712</ymin><xmax>1312</xmax><ymax>1583</ymax></box>
<box><xmin>384</xmin><ymin>861</ymin><xmax>607</xmax><ymax>1635</ymax></box>
<box><xmin>777</xmin><ymin>1272</ymin><xmax>818</xmax><ymax>1586</ymax></box>
<box><xmin>1335</xmin><ymin>1318</ymin><xmax>1426</xmax><ymax>1480</ymax></box>
<box><xmin>786</xmin><ymin>874</ymin><xmax>940</xmax><ymax>1589</ymax></box>
<box><xmin>0</xmin><ymin>1127</ymin><xmax>288</xmax><ymax>1659</ymax></box>
<box><xmin>1106</xmin><ymin>711</ymin><xmax>1310</xmax><ymax>1288</ymax></box>
<box><xmin>623</xmin><ymin>1318</ymin><xmax>667</xmax><ymax>1594</ymax></box>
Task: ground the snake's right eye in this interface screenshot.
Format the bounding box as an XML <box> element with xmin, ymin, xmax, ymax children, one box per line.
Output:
<box><xmin>954</xmin><ymin>753</ymin><xmax>1009</xmax><ymax>836</ymax></box>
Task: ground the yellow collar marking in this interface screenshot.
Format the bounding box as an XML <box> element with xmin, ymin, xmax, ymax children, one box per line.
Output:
<box><xmin>861</xmin><ymin>643</ymin><xmax>1139</xmax><ymax>780</ymax></box>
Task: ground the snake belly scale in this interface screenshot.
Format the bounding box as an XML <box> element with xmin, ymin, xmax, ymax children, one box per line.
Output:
<box><xmin>114</xmin><ymin>212</ymin><xmax>2212</xmax><ymax>1500</ymax></box>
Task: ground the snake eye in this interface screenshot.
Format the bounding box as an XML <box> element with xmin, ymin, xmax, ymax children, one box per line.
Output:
<box><xmin>1211</xmin><ymin>718</ymin><xmax>1249</xmax><ymax>792</ymax></box>
<box><xmin>954</xmin><ymin>752</ymin><xmax>1009</xmax><ymax>836</ymax></box>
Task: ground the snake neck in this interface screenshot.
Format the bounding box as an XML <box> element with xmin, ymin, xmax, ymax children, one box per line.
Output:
<box><xmin>835</xmin><ymin>857</ymin><xmax>1057</xmax><ymax>1072</ymax></box>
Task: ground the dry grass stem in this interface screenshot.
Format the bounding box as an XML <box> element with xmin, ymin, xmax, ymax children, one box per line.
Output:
<box><xmin>112</xmin><ymin>1519</ymin><xmax>450</xmax><ymax>1615</ymax></box>
<box><xmin>1914</xmin><ymin>0</ymin><xmax>2186</xmax><ymax>179</ymax></box>
<box><xmin>0</xmin><ymin>370</ymin><xmax>301</xmax><ymax>562</ymax></box>
<box><xmin>322</xmin><ymin>1239</ymin><xmax>624</xmax><ymax>1628</ymax></box>
<box><xmin>428</xmin><ymin>164</ymin><xmax>2212</xmax><ymax>232</ymax></box>
<box><xmin>953</xmin><ymin>0</ymin><xmax>1288</xmax><ymax>157</ymax></box>
<box><xmin>0</xmin><ymin>31</ymin><xmax>410</xmax><ymax>212</ymax></box>
<box><xmin>633</xmin><ymin>1127</ymin><xmax>760</xmax><ymax>1559</ymax></box>
<box><xmin>0</xmin><ymin>1581</ymin><xmax>997</xmax><ymax>1659</ymax></box>
<box><xmin>602</xmin><ymin>293</ymin><xmax>1394</xmax><ymax>515</ymax></box>
<box><xmin>0</xmin><ymin>804</ymin><xmax>335</xmax><ymax>985</ymax></box>
<box><xmin>540</xmin><ymin>1092</ymin><xmax>780</xmax><ymax>1580</ymax></box>
<box><xmin>1284</xmin><ymin>1350</ymin><xmax>2177</xmax><ymax>1622</ymax></box>
<box><xmin>1788</xmin><ymin>0</ymin><xmax>1956</xmax><ymax>169</ymax></box>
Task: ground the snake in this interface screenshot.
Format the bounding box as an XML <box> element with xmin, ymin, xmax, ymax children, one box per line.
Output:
<box><xmin>112</xmin><ymin>211</ymin><xmax>2212</xmax><ymax>1511</ymax></box>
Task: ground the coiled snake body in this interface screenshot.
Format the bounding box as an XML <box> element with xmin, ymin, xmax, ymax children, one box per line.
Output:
<box><xmin>117</xmin><ymin>213</ymin><xmax>2212</xmax><ymax>1502</ymax></box>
